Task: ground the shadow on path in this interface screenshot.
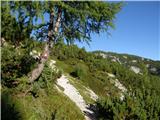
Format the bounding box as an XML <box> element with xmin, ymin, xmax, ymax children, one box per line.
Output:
<box><xmin>83</xmin><ymin>104</ymin><xmax>98</xmax><ymax>120</ymax></box>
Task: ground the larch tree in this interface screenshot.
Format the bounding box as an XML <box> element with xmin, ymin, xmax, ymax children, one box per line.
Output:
<box><xmin>1</xmin><ymin>1</ymin><xmax>35</xmax><ymax>46</ymax></box>
<box><xmin>1</xmin><ymin>1</ymin><xmax>123</xmax><ymax>82</ymax></box>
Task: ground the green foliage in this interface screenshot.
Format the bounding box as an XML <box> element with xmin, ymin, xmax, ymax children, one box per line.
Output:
<box><xmin>51</xmin><ymin>44</ymin><xmax>87</xmax><ymax>61</ymax></box>
<box><xmin>89</xmin><ymin>59</ymin><xmax>112</xmax><ymax>73</ymax></box>
<box><xmin>70</xmin><ymin>63</ymin><xmax>88</xmax><ymax>79</ymax></box>
<box><xmin>1</xmin><ymin>90</ymin><xmax>22</xmax><ymax>120</ymax></box>
<box><xmin>51</xmin><ymin>44</ymin><xmax>160</xmax><ymax>119</ymax></box>
<box><xmin>1</xmin><ymin>2</ymin><xmax>18</xmax><ymax>44</ymax></box>
<box><xmin>2</xmin><ymin>2</ymin><xmax>160</xmax><ymax>119</ymax></box>
<box><xmin>52</xmin><ymin>43</ymin><xmax>160</xmax><ymax>96</ymax></box>
<box><xmin>96</xmin><ymin>89</ymin><xmax>160</xmax><ymax>120</ymax></box>
<box><xmin>1</xmin><ymin>87</ymin><xmax>84</xmax><ymax>120</ymax></box>
<box><xmin>1</xmin><ymin>54</ymin><xmax>83</xmax><ymax>120</ymax></box>
<box><xmin>2</xmin><ymin>1</ymin><xmax>122</xmax><ymax>45</ymax></box>
<box><xmin>30</xmin><ymin>62</ymin><xmax>62</xmax><ymax>96</ymax></box>
<box><xmin>1</xmin><ymin>43</ymin><xmax>37</xmax><ymax>86</ymax></box>
<box><xmin>2</xmin><ymin>41</ymin><xmax>160</xmax><ymax>119</ymax></box>
<box><xmin>58</xmin><ymin>1</ymin><xmax>123</xmax><ymax>44</ymax></box>
<box><xmin>149</xmin><ymin>75</ymin><xmax>160</xmax><ymax>95</ymax></box>
<box><xmin>1</xmin><ymin>1</ymin><xmax>38</xmax><ymax>46</ymax></box>
<box><xmin>1</xmin><ymin>39</ymin><xmax>45</xmax><ymax>88</ymax></box>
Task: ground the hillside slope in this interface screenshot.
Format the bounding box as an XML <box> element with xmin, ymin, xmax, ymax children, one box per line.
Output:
<box><xmin>93</xmin><ymin>50</ymin><xmax>160</xmax><ymax>76</ymax></box>
<box><xmin>56</xmin><ymin>75</ymin><xmax>98</xmax><ymax>120</ymax></box>
<box><xmin>1</xmin><ymin>42</ymin><xmax>160</xmax><ymax>120</ymax></box>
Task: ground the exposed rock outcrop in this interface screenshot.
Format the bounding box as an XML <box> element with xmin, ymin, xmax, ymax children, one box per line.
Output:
<box><xmin>130</xmin><ymin>66</ymin><xmax>140</xmax><ymax>74</ymax></box>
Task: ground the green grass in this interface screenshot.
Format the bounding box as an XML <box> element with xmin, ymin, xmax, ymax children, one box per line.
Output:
<box><xmin>56</xmin><ymin>59</ymin><xmax>102</xmax><ymax>95</ymax></box>
<box><xmin>1</xmin><ymin>86</ymin><xmax>84</xmax><ymax>120</ymax></box>
<box><xmin>55</xmin><ymin>59</ymin><xmax>119</xmax><ymax>98</ymax></box>
<box><xmin>56</xmin><ymin>59</ymin><xmax>74</xmax><ymax>74</ymax></box>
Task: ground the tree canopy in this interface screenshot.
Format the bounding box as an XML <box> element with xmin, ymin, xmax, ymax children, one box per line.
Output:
<box><xmin>1</xmin><ymin>1</ymin><xmax>122</xmax><ymax>45</ymax></box>
<box><xmin>1</xmin><ymin>1</ymin><xmax>122</xmax><ymax>83</ymax></box>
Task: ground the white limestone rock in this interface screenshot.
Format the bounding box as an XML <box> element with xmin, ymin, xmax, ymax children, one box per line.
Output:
<box><xmin>110</xmin><ymin>79</ymin><xmax>127</xmax><ymax>100</ymax></box>
<box><xmin>150</xmin><ymin>67</ymin><xmax>157</xmax><ymax>72</ymax></box>
<box><xmin>130</xmin><ymin>66</ymin><xmax>140</xmax><ymax>74</ymax></box>
<box><xmin>107</xmin><ymin>73</ymin><xmax>115</xmax><ymax>78</ymax></box>
<box><xmin>132</xmin><ymin>60</ymin><xmax>137</xmax><ymax>63</ymax></box>
<box><xmin>146</xmin><ymin>64</ymin><xmax>150</xmax><ymax>68</ymax></box>
<box><xmin>99</xmin><ymin>53</ymin><xmax>107</xmax><ymax>58</ymax></box>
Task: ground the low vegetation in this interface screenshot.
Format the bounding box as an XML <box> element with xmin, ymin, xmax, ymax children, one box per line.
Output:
<box><xmin>1</xmin><ymin>1</ymin><xmax>160</xmax><ymax>119</ymax></box>
<box><xmin>2</xmin><ymin>41</ymin><xmax>160</xmax><ymax>119</ymax></box>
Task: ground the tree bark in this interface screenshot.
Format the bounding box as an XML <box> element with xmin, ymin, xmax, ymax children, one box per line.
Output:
<box><xmin>54</xmin><ymin>8</ymin><xmax>62</xmax><ymax>32</ymax></box>
<box><xmin>28</xmin><ymin>7</ymin><xmax>62</xmax><ymax>83</ymax></box>
<box><xmin>29</xmin><ymin>44</ymin><xmax>49</xmax><ymax>83</ymax></box>
<box><xmin>54</xmin><ymin>8</ymin><xmax>62</xmax><ymax>44</ymax></box>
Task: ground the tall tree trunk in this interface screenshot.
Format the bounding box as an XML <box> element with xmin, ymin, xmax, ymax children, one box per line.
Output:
<box><xmin>28</xmin><ymin>44</ymin><xmax>49</xmax><ymax>83</ymax></box>
<box><xmin>28</xmin><ymin>7</ymin><xmax>62</xmax><ymax>83</ymax></box>
<box><xmin>54</xmin><ymin>8</ymin><xmax>62</xmax><ymax>44</ymax></box>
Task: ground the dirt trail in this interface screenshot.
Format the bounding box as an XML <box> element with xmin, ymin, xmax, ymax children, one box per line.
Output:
<box><xmin>56</xmin><ymin>75</ymin><xmax>97</xmax><ymax>120</ymax></box>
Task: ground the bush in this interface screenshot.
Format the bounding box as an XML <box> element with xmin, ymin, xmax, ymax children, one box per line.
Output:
<box><xmin>96</xmin><ymin>89</ymin><xmax>160</xmax><ymax>120</ymax></box>
<box><xmin>70</xmin><ymin>64</ymin><xmax>88</xmax><ymax>79</ymax></box>
<box><xmin>34</xmin><ymin>62</ymin><xmax>62</xmax><ymax>94</ymax></box>
<box><xmin>1</xmin><ymin>44</ymin><xmax>37</xmax><ymax>86</ymax></box>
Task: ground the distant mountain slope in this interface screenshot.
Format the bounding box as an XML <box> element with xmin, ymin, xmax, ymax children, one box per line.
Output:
<box><xmin>93</xmin><ymin>50</ymin><xmax>160</xmax><ymax>76</ymax></box>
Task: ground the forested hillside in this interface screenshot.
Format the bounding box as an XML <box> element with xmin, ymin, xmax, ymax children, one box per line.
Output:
<box><xmin>2</xmin><ymin>41</ymin><xmax>160</xmax><ymax>119</ymax></box>
<box><xmin>1</xmin><ymin>1</ymin><xmax>160</xmax><ymax>120</ymax></box>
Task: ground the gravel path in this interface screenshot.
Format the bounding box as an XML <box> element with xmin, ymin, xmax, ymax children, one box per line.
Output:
<box><xmin>56</xmin><ymin>75</ymin><xmax>97</xmax><ymax>120</ymax></box>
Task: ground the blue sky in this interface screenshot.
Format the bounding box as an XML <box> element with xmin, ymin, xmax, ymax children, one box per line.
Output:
<box><xmin>33</xmin><ymin>1</ymin><xmax>159</xmax><ymax>60</ymax></box>
<box><xmin>76</xmin><ymin>1</ymin><xmax>160</xmax><ymax>60</ymax></box>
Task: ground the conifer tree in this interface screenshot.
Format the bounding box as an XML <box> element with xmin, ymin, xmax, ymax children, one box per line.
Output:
<box><xmin>1</xmin><ymin>1</ymin><xmax>122</xmax><ymax>82</ymax></box>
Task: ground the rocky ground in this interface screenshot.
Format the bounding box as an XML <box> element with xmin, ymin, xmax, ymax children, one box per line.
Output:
<box><xmin>56</xmin><ymin>75</ymin><xmax>98</xmax><ymax>120</ymax></box>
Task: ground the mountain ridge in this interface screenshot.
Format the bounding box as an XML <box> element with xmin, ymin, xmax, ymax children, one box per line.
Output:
<box><xmin>92</xmin><ymin>50</ymin><xmax>160</xmax><ymax>76</ymax></box>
